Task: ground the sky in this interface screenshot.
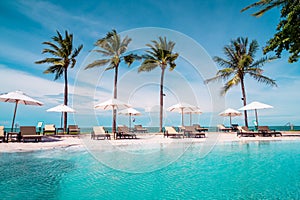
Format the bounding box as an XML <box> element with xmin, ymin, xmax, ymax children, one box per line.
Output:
<box><xmin>0</xmin><ymin>0</ymin><xmax>299</xmax><ymax>129</ymax></box>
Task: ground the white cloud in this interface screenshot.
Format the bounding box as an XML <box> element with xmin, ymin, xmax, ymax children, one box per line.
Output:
<box><xmin>15</xmin><ymin>0</ymin><xmax>111</xmax><ymax>39</ymax></box>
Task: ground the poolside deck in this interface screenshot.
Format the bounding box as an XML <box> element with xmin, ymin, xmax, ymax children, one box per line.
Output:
<box><xmin>1</xmin><ymin>131</ymin><xmax>300</xmax><ymax>153</ymax></box>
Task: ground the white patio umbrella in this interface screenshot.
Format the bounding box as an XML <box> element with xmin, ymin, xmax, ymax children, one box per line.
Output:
<box><xmin>0</xmin><ymin>90</ymin><xmax>43</xmax><ymax>131</ymax></box>
<box><xmin>219</xmin><ymin>108</ymin><xmax>242</xmax><ymax>125</ymax></box>
<box><xmin>94</xmin><ymin>98</ymin><xmax>131</xmax><ymax>134</ymax></box>
<box><xmin>46</xmin><ymin>104</ymin><xmax>75</xmax><ymax>128</ymax></box>
<box><xmin>118</xmin><ymin>108</ymin><xmax>141</xmax><ymax>129</ymax></box>
<box><xmin>182</xmin><ymin>109</ymin><xmax>203</xmax><ymax>126</ymax></box>
<box><xmin>239</xmin><ymin>101</ymin><xmax>273</xmax><ymax>127</ymax></box>
<box><xmin>167</xmin><ymin>103</ymin><xmax>199</xmax><ymax>126</ymax></box>
<box><xmin>94</xmin><ymin>98</ymin><xmax>131</xmax><ymax>110</ymax></box>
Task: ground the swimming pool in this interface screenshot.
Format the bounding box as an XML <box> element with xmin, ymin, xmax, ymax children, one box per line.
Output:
<box><xmin>1</xmin><ymin>141</ymin><xmax>300</xmax><ymax>199</ymax></box>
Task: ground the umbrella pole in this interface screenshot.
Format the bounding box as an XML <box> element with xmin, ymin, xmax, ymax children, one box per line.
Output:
<box><xmin>129</xmin><ymin>113</ymin><xmax>131</xmax><ymax>131</ymax></box>
<box><xmin>229</xmin><ymin>115</ymin><xmax>232</xmax><ymax>126</ymax></box>
<box><xmin>112</xmin><ymin>106</ymin><xmax>116</xmax><ymax>140</ymax></box>
<box><xmin>181</xmin><ymin>108</ymin><xmax>184</xmax><ymax>127</ymax></box>
<box><xmin>190</xmin><ymin>113</ymin><xmax>192</xmax><ymax>126</ymax></box>
<box><xmin>11</xmin><ymin>101</ymin><xmax>18</xmax><ymax>132</ymax></box>
<box><xmin>255</xmin><ymin>109</ymin><xmax>258</xmax><ymax>128</ymax></box>
<box><xmin>61</xmin><ymin>112</ymin><xmax>63</xmax><ymax>129</ymax></box>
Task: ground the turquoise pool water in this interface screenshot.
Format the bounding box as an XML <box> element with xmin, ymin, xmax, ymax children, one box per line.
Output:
<box><xmin>1</xmin><ymin>141</ymin><xmax>300</xmax><ymax>199</ymax></box>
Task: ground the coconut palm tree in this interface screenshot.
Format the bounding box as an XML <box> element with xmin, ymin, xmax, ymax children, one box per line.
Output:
<box><xmin>138</xmin><ymin>37</ymin><xmax>179</xmax><ymax>132</ymax></box>
<box><xmin>85</xmin><ymin>30</ymin><xmax>139</xmax><ymax>133</ymax></box>
<box><xmin>35</xmin><ymin>30</ymin><xmax>83</xmax><ymax>132</ymax></box>
<box><xmin>205</xmin><ymin>37</ymin><xmax>277</xmax><ymax>127</ymax></box>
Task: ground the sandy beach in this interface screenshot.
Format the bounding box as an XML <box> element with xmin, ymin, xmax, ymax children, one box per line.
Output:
<box><xmin>1</xmin><ymin>131</ymin><xmax>300</xmax><ymax>153</ymax></box>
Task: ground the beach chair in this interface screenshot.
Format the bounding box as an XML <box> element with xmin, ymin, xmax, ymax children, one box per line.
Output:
<box><xmin>133</xmin><ymin>125</ymin><xmax>148</xmax><ymax>133</ymax></box>
<box><xmin>164</xmin><ymin>126</ymin><xmax>183</xmax><ymax>138</ymax></box>
<box><xmin>237</xmin><ymin>126</ymin><xmax>256</xmax><ymax>137</ymax></box>
<box><xmin>0</xmin><ymin>126</ymin><xmax>6</xmax><ymax>142</ymax></box>
<box><xmin>43</xmin><ymin>124</ymin><xmax>56</xmax><ymax>135</ymax></box>
<box><xmin>258</xmin><ymin>126</ymin><xmax>282</xmax><ymax>137</ymax></box>
<box><xmin>231</xmin><ymin>124</ymin><xmax>239</xmax><ymax>132</ymax></box>
<box><xmin>183</xmin><ymin>126</ymin><xmax>205</xmax><ymax>138</ymax></box>
<box><xmin>117</xmin><ymin>125</ymin><xmax>137</xmax><ymax>139</ymax></box>
<box><xmin>193</xmin><ymin>124</ymin><xmax>208</xmax><ymax>132</ymax></box>
<box><xmin>20</xmin><ymin>126</ymin><xmax>43</xmax><ymax>142</ymax></box>
<box><xmin>217</xmin><ymin>124</ymin><xmax>232</xmax><ymax>132</ymax></box>
<box><xmin>67</xmin><ymin>125</ymin><xmax>80</xmax><ymax>135</ymax></box>
<box><xmin>91</xmin><ymin>126</ymin><xmax>111</xmax><ymax>140</ymax></box>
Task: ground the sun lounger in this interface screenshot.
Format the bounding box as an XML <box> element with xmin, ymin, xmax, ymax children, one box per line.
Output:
<box><xmin>164</xmin><ymin>126</ymin><xmax>183</xmax><ymax>138</ymax></box>
<box><xmin>67</xmin><ymin>125</ymin><xmax>80</xmax><ymax>134</ymax></box>
<box><xmin>43</xmin><ymin>124</ymin><xmax>56</xmax><ymax>135</ymax></box>
<box><xmin>117</xmin><ymin>125</ymin><xmax>137</xmax><ymax>139</ymax></box>
<box><xmin>133</xmin><ymin>125</ymin><xmax>148</xmax><ymax>133</ymax></box>
<box><xmin>193</xmin><ymin>124</ymin><xmax>208</xmax><ymax>132</ymax></box>
<box><xmin>258</xmin><ymin>126</ymin><xmax>282</xmax><ymax>137</ymax></box>
<box><xmin>237</xmin><ymin>126</ymin><xmax>256</xmax><ymax>137</ymax></box>
<box><xmin>0</xmin><ymin>126</ymin><xmax>6</xmax><ymax>142</ymax></box>
<box><xmin>231</xmin><ymin>124</ymin><xmax>239</xmax><ymax>132</ymax></box>
<box><xmin>20</xmin><ymin>126</ymin><xmax>43</xmax><ymax>142</ymax></box>
<box><xmin>91</xmin><ymin>126</ymin><xmax>111</xmax><ymax>140</ymax></box>
<box><xmin>183</xmin><ymin>126</ymin><xmax>205</xmax><ymax>138</ymax></box>
<box><xmin>217</xmin><ymin>124</ymin><xmax>232</xmax><ymax>132</ymax></box>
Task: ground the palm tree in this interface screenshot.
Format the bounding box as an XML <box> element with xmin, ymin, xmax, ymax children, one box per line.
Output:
<box><xmin>138</xmin><ymin>37</ymin><xmax>179</xmax><ymax>132</ymax></box>
<box><xmin>205</xmin><ymin>37</ymin><xmax>277</xmax><ymax>127</ymax></box>
<box><xmin>241</xmin><ymin>0</ymin><xmax>286</xmax><ymax>17</ymax></box>
<box><xmin>35</xmin><ymin>30</ymin><xmax>83</xmax><ymax>132</ymax></box>
<box><xmin>242</xmin><ymin>0</ymin><xmax>300</xmax><ymax>63</ymax></box>
<box><xmin>85</xmin><ymin>30</ymin><xmax>138</xmax><ymax>133</ymax></box>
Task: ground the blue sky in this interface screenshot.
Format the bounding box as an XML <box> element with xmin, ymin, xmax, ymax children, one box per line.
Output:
<box><xmin>0</xmin><ymin>0</ymin><xmax>299</xmax><ymax>128</ymax></box>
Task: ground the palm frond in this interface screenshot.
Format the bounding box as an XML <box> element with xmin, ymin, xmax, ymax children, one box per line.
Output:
<box><xmin>168</xmin><ymin>62</ymin><xmax>176</xmax><ymax>71</ymax></box>
<box><xmin>70</xmin><ymin>58</ymin><xmax>76</xmax><ymax>68</ymax></box>
<box><xmin>221</xmin><ymin>75</ymin><xmax>241</xmax><ymax>95</ymax></box>
<box><xmin>205</xmin><ymin>68</ymin><xmax>235</xmax><ymax>83</ymax></box>
<box><xmin>250</xmin><ymin>55</ymin><xmax>277</xmax><ymax>68</ymax></box>
<box><xmin>95</xmin><ymin>39</ymin><xmax>115</xmax><ymax>55</ymax></box>
<box><xmin>248</xmin><ymin>40</ymin><xmax>259</xmax><ymax>58</ymax></box>
<box><xmin>43</xmin><ymin>65</ymin><xmax>64</xmax><ymax>80</ymax></box>
<box><xmin>91</xmin><ymin>49</ymin><xmax>113</xmax><ymax>56</ymax></box>
<box><xmin>105</xmin><ymin>64</ymin><xmax>116</xmax><ymax>71</ymax></box>
<box><xmin>42</xmin><ymin>41</ymin><xmax>61</xmax><ymax>54</ymax></box>
<box><xmin>41</xmin><ymin>49</ymin><xmax>61</xmax><ymax>57</ymax></box>
<box><xmin>85</xmin><ymin>59</ymin><xmax>111</xmax><ymax>69</ymax></box>
<box><xmin>138</xmin><ymin>61</ymin><xmax>160</xmax><ymax>72</ymax></box>
<box><xmin>71</xmin><ymin>44</ymin><xmax>83</xmax><ymax>59</ymax></box>
<box><xmin>123</xmin><ymin>54</ymin><xmax>142</xmax><ymax>66</ymax></box>
<box><xmin>224</xmin><ymin>45</ymin><xmax>239</xmax><ymax>64</ymax></box>
<box><xmin>214</xmin><ymin>56</ymin><xmax>235</xmax><ymax>68</ymax></box>
<box><xmin>119</xmin><ymin>36</ymin><xmax>132</xmax><ymax>54</ymax></box>
<box><xmin>35</xmin><ymin>58</ymin><xmax>62</xmax><ymax>64</ymax></box>
<box><xmin>249</xmin><ymin>72</ymin><xmax>278</xmax><ymax>87</ymax></box>
<box><xmin>241</xmin><ymin>0</ymin><xmax>285</xmax><ymax>17</ymax></box>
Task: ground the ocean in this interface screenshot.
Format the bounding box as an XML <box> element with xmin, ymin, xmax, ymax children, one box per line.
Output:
<box><xmin>5</xmin><ymin>125</ymin><xmax>299</xmax><ymax>134</ymax></box>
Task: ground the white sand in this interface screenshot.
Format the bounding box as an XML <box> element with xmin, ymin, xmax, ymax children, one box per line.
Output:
<box><xmin>0</xmin><ymin>136</ymin><xmax>84</xmax><ymax>152</ymax></box>
<box><xmin>1</xmin><ymin>131</ymin><xmax>300</xmax><ymax>153</ymax></box>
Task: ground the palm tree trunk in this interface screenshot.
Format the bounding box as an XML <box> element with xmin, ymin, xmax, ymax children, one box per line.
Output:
<box><xmin>160</xmin><ymin>67</ymin><xmax>166</xmax><ymax>132</ymax></box>
<box><xmin>112</xmin><ymin>65</ymin><xmax>118</xmax><ymax>134</ymax></box>
<box><xmin>240</xmin><ymin>78</ymin><xmax>248</xmax><ymax>127</ymax></box>
<box><xmin>64</xmin><ymin>67</ymin><xmax>68</xmax><ymax>133</ymax></box>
